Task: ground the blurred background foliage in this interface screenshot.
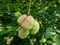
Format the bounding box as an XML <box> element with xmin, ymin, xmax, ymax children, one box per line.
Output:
<box><xmin>0</xmin><ymin>0</ymin><xmax>60</xmax><ymax>45</ymax></box>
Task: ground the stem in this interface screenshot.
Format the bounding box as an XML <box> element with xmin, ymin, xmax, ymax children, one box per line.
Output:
<box><xmin>28</xmin><ymin>0</ymin><xmax>32</xmax><ymax>15</ymax></box>
<box><xmin>42</xmin><ymin>29</ymin><xmax>44</xmax><ymax>38</ymax></box>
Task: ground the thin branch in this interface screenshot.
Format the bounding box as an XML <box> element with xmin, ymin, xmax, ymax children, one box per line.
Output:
<box><xmin>28</xmin><ymin>0</ymin><xmax>32</xmax><ymax>15</ymax></box>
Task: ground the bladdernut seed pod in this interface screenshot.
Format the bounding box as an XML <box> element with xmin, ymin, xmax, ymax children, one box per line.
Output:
<box><xmin>18</xmin><ymin>28</ymin><xmax>29</xmax><ymax>39</ymax></box>
<box><xmin>30</xmin><ymin>20</ymin><xmax>39</xmax><ymax>35</ymax></box>
<box><xmin>51</xmin><ymin>34</ymin><xmax>57</xmax><ymax>42</ymax></box>
<box><xmin>40</xmin><ymin>38</ymin><xmax>46</xmax><ymax>43</ymax></box>
<box><xmin>17</xmin><ymin>14</ymin><xmax>27</xmax><ymax>24</ymax></box>
<box><xmin>21</xmin><ymin>15</ymin><xmax>34</xmax><ymax>30</ymax></box>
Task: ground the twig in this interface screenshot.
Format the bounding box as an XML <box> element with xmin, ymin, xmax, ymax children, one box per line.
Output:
<box><xmin>28</xmin><ymin>0</ymin><xmax>32</xmax><ymax>15</ymax></box>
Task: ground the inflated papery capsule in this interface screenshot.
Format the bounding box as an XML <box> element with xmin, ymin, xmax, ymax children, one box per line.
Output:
<box><xmin>21</xmin><ymin>16</ymin><xmax>34</xmax><ymax>30</ymax></box>
<box><xmin>17</xmin><ymin>14</ymin><xmax>27</xmax><ymax>24</ymax></box>
<box><xmin>40</xmin><ymin>38</ymin><xmax>46</xmax><ymax>43</ymax></box>
<box><xmin>51</xmin><ymin>34</ymin><xmax>57</xmax><ymax>42</ymax></box>
<box><xmin>30</xmin><ymin>20</ymin><xmax>39</xmax><ymax>35</ymax></box>
<box><xmin>14</xmin><ymin>11</ymin><xmax>21</xmax><ymax>18</ymax></box>
<box><xmin>18</xmin><ymin>28</ymin><xmax>29</xmax><ymax>39</ymax></box>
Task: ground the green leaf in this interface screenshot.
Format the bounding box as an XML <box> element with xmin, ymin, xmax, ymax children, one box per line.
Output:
<box><xmin>52</xmin><ymin>43</ymin><xmax>56</xmax><ymax>45</ymax></box>
<box><xmin>56</xmin><ymin>35</ymin><xmax>60</xmax><ymax>45</ymax></box>
<box><xmin>45</xmin><ymin>27</ymin><xmax>54</xmax><ymax>38</ymax></box>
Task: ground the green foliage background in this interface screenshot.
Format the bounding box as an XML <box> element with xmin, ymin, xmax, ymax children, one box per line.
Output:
<box><xmin>0</xmin><ymin>0</ymin><xmax>60</xmax><ymax>45</ymax></box>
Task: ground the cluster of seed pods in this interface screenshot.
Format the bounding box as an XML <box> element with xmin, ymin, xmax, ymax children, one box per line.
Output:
<box><xmin>17</xmin><ymin>14</ymin><xmax>40</xmax><ymax>39</ymax></box>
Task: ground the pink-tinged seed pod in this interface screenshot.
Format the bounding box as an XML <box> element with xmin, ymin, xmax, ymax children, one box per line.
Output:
<box><xmin>18</xmin><ymin>28</ymin><xmax>29</xmax><ymax>39</ymax></box>
<box><xmin>21</xmin><ymin>15</ymin><xmax>34</xmax><ymax>30</ymax></box>
<box><xmin>17</xmin><ymin>14</ymin><xmax>27</xmax><ymax>24</ymax></box>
